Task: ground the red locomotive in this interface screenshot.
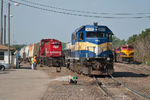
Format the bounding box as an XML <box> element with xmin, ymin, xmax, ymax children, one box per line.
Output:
<box><xmin>40</xmin><ymin>39</ymin><xmax>64</xmax><ymax>67</ymax></box>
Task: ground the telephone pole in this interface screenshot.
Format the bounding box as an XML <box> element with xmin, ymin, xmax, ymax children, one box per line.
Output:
<box><xmin>4</xmin><ymin>14</ymin><xmax>6</xmax><ymax>45</ymax></box>
<box><xmin>0</xmin><ymin>0</ymin><xmax>3</xmax><ymax>44</ymax></box>
<box><xmin>8</xmin><ymin>2</ymin><xmax>10</xmax><ymax>64</ymax></box>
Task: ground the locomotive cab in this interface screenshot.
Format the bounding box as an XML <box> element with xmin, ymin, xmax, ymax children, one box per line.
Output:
<box><xmin>120</xmin><ymin>45</ymin><xmax>134</xmax><ymax>62</ymax></box>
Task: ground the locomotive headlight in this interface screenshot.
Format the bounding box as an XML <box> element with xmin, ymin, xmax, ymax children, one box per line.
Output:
<box><xmin>107</xmin><ymin>57</ymin><xmax>110</xmax><ymax>61</ymax></box>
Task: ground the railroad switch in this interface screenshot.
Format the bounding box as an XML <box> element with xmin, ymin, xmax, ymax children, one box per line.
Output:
<box><xmin>69</xmin><ymin>76</ymin><xmax>78</xmax><ymax>84</ymax></box>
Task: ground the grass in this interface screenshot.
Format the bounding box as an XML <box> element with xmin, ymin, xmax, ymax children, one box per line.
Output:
<box><xmin>146</xmin><ymin>60</ymin><xmax>150</xmax><ymax>66</ymax></box>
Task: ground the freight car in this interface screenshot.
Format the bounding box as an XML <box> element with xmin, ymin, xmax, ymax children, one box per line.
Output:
<box><xmin>19</xmin><ymin>43</ymin><xmax>40</xmax><ymax>63</ymax></box>
<box><xmin>65</xmin><ymin>23</ymin><xmax>114</xmax><ymax>75</ymax></box>
<box><xmin>63</xmin><ymin>42</ymin><xmax>72</xmax><ymax>67</ymax></box>
<box><xmin>115</xmin><ymin>45</ymin><xmax>134</xmax><ymax>63</ymax></box>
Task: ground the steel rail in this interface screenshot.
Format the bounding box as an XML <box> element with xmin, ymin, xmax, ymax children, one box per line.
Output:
<box><xmin>94</xmin><ymin>77</ymin><xmax>115</xmax><ymax>100</ymax></box>
<box><xmin>109</xmin><ymin>75</ymin><xmax>150</xmax><ymax>100</ymax></box>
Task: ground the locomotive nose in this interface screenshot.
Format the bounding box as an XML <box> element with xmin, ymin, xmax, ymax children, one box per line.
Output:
<box><xmin>95</xmin><ymin>46</ymin><xmax>102</xmax><ymax>55</ymax></box>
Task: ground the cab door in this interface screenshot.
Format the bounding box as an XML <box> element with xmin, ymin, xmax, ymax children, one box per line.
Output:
<box><xmin>78</xmin><ymin>32</ymin><xmax>84</xmax><ymax>57</ymax></box>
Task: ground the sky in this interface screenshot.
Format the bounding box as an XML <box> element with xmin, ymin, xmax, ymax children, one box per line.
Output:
<box><xmin>2</xmin><ymin>0</ymin><xmax>150</xmax><ymax>45</ymax></box>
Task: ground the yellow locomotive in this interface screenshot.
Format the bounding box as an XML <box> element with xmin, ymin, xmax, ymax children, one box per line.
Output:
<box><xmin>115</xmin><ymin>45</ymin><xmax>134</xmax><ymax>62</ymax></box>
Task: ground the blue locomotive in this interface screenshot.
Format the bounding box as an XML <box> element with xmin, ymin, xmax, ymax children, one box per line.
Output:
<box><xmin>67</xmin><ymin>23</ymin><xmax>114</xmax><ymax>75</ymax></box>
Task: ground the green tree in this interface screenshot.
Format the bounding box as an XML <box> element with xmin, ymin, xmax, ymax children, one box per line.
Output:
<box><xmin>127</xmin><ymin>34</ymin><xmax>138</xmax><ymax>45</ymax></box>
<box><xmin>112</xmin><ymin>36</ymin><xmax>126</xmax><ymax>48</ymax></box>
<box><xmin>11</xmin><ymin>44</ymin><xmax>26</xmax><ymax>51</ymax></box>
<box><xmin>62</xmin><ymin>42</ymin><xmax>66</xmax><ymax>50</ymax></box>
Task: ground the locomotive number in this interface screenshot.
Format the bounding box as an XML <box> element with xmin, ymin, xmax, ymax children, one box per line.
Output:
<box><xmin>53</xmin><ymin>45</ymin><xmax>59</xmax><ymax>48</ymax></box>
<box><xmin>97</xmin><ymin>28</ymin><xmax>105</xmax><ymax>32</ymax></box>
<box><xmin>85</xmin><ymin>28</ymin><xmax>94</xmax><ymax>31</ymax></box>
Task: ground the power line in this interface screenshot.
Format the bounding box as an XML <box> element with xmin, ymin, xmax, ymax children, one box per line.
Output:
<box><xmin>20</xmin><ymin>0</ymin><xmax>150</xmax><ymax>15</ymax></box>
<box><xmin>8</xmin><ymin>0</ymin><xmax>150</xmax><ymax>19</ymax></box>
<box><xmin>9</xmin><ymin>0</ymin><xmax>102</xmax><ymax>18</ymax></box>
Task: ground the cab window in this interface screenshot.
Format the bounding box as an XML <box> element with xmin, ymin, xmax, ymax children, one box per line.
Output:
<box><xmin>75</xmin><ymin>32</ymin><xmax>78</xmax><ymax>41</ymax></box>
<box><xmin>79</xmin><ymin>32</ymin><xmax>84</xmax><ymax>40</ymax></box>
<box><xmin>41</xmin><ymin>41</ymin><xmax>45</xmax><ymax>46</ymax></box>
<box><xmin>107</xmin><ymin>32</ymin><xmax>112</xmax><ymax>41</ymax></box>
<box><xmin>86</xmin><ymin>32</ymin><xmax>95</xmax><ymax>38</ymax></box>
<box><xmin>122</xmin><ymin>46</ymin><xmax>127</xmax><ymax>49</ymax></box>
<box><xmin>96</xmin><ymin>32</ymin><xmax>104</xmax><ymax>38</ymax></box>
<box><xmin>72</xmin><ymin>34</ymin><xmax>74</xmax><ymax>40</ymax></box>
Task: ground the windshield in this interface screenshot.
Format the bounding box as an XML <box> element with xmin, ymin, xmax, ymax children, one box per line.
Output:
<box><xmin>41</xmin><ymin>41</ymin><xmax>49</xmax><ymax>46</ymax></box>
<box><xmin>86</xmin><ymin>32</ymin><xmax>105</xmax><ymax>38</ymax></box>
<box><xmin>122</xmin><ymin>46</ymin><xmax>127</xmax><ymax>49</ymax></box>
<box><xmin>86</xmin><ymin>32</ymin><xmax>95</xmax><ymax>37</ymax></box>
<box><xmin>96</xmin><ymin>32</ymin><xmax>104</xmax><ymax>38</ymax></box>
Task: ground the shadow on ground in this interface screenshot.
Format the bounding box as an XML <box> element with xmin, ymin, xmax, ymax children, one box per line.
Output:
<box><xmin>19</xmin><ymin>67</ymin><xmax>32</xmax><ymax>69</ymax></box>
<box><xmin>112</xmin><ymin>72</ymin><xmax>149</xmax><ymax>77</ymax></box>
<box><xmin>0</xmin><ymin>69</ymin><xmax>17</xmax><ymax>74</ymax></box>
<box><xmin>93</xmin><ymin>71</ymin><xmax>149</xmax><ymax>78</ymax></box>
<box><xmin>0</xmin><ymin>71</ymin><xmax>9</xmax><ymax>74</ymax></box>
<box><xmin>115</xmin><ymin>61</ymin><xmax>142</xmax><ymax>65</ymax></box>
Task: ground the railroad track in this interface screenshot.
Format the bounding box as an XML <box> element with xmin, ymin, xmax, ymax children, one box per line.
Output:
<box><xmin>94</xmin><ymin>75</ymin><xmax>150</xmax><ymax>100</ymax></box>
<box><xmin>116</xmin><ymin>63</ymin><xmax>150</xmax><ymax>74</ymax></box>
<box><xmin>94</xmin><ymin>77</ymin><xmax>116</xmax><ymax>100</ymax></box>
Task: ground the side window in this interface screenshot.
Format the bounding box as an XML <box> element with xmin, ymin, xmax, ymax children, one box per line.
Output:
<box><xmin>107</xmin><ymin>32</ymin><xmax>111</xmax><ymax>42</ymax></box>
<box><xmin>72</xmin><ymin>34</ymin><xmax>75</xmax><ymax>41</ymax></box>
<box><xmin>0</xmin><ymin>52</ymin><xmax>4</xmax><ymax>60</ymax></box>
<box><xmin>41</xmin><ymin>41</ymin><xmax>45</xmax><ymax>46</ymax></box>
<box><xmin>72</xmin><ymin>34</ymin><xmax>73</xmax><ymax>40</ymax></box>
<box><xmin>75</xmin><ymin>32</ymin><xmax>78</xmax><ymax>41</ymax></box>
<box><xmin>79</xmin><ymin>32</ymin><xmax>84</xmax><ymax>40</ymax></box>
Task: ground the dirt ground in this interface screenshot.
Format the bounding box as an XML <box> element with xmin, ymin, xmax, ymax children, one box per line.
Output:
<box><xmin>114</xmin><ymin>63</ymin><xmax>150</xmax><ymax>99</ymax></box>
<box><xmin>21</xmin><ymin>62</ymin><xmax>150</xmax><ymax>100</ymax></box>
<box><xmin>38</xmin><ymin>66</ymin><xmax>109</xmax><ymax>100</ymax></box>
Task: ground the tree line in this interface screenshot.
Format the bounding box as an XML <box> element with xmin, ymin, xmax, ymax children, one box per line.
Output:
<box><xmin>113</xmin><ymin>28</ymin><xmax>150</xmax><ymax>65</ymax></box>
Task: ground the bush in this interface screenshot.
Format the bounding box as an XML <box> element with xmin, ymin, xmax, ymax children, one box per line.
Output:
<box><xmin>146</xmin><ymin>60</ymin><xmax>150</xmax><ymax>66</ymax></box>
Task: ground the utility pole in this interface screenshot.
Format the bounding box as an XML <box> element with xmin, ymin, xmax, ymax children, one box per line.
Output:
<box><xmin>8</xmin><ymin>3</ymin><xmax>10</xmax><ymax>64</ymax></box>
<box><xmin>0</xmin><ymin>0</ymin><xmax>3</xmax><ymax>44</ymax></box>
<box><xmin>4</xmin><ymin>14</ymin><xmax>6</xmax><ymax>45</ymax></box>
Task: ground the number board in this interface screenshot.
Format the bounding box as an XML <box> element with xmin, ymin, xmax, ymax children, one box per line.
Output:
<box><xmin>85</xmin><ymin>28</ymin><xmax>94</xmax><ymax>31</ymax></box>
<box><xmin>97</xmin><ymin>28</ymin><xmax>105</xmax><ymax>32</ymax></box>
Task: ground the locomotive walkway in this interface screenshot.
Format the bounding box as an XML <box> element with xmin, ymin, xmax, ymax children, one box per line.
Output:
<box><xmin>0</xmin><ymin>68</ymin><xmax>49</xmax><ymax>100</ymax></box>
